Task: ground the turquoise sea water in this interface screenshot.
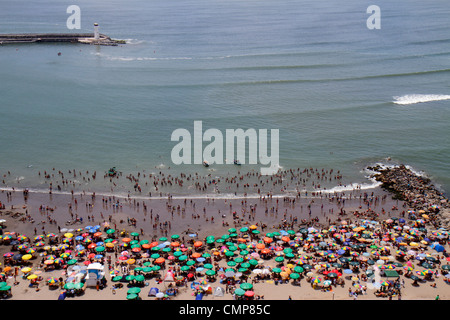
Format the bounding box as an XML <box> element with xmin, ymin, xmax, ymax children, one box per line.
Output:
<box><xmin>0</xmin><ymin>0</ymin><xmax>449</xmax><ymax>196</ymax></box>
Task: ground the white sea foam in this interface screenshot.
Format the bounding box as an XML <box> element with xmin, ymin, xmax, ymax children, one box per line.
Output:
<box><xmin>393</xmin><ymin>94</ymin><xmax>450</xmax><ymax>105</ymax></box>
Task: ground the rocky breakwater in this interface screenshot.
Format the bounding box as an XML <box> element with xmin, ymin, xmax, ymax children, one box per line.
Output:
<box><xmin>367</xmin><ymin>164</ymin><xmax>450</xmax><ymax>228</ymax></box>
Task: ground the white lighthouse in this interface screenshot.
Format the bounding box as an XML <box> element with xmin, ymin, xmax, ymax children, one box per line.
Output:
<box><xmin>94</xmin><ymin>23</ymin><xmax>99</xmax><ymax>40</ymax></box>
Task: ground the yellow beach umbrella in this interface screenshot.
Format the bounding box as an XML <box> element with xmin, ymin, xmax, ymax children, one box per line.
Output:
<box><xmin>64</xmin><ymin>233</ymin><xmax>74</xmax><ymax>238</ymax></box>
<box><xmin>27</xmin><ymin>274</ymin><xmax>38</xmax><ymax>280</ymax></box>
<box><xmin>22</xmin><ymin>254</ymin><xmax>32</xmax><ymax>261</ymax></box>
<box><xmin>21</xmin><ymin>267</ymin><xmax>32</xmax><ymax>273</ymax></box>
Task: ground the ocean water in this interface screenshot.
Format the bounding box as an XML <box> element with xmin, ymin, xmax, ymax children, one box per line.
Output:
<box><xmin>0</xmin><ymin>0</ymin><xmax>449</xmax><ymax>196</ymax></box>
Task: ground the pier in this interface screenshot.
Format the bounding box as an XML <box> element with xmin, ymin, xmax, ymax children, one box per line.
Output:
<box><xmin>0</xmin><ymin>33</ymin><xmax>126</xmax><ymax>46</ymax></box>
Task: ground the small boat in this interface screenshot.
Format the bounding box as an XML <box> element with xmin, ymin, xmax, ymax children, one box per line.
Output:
<box><xmin>233</xmin><ymin>160</ymin><xmax>241</xmax><ymax>166</ymax></box>
<box><xmin>108</xmin><ymin>167</ymin><xmax>118</xmax><ymax>177</ymax></box>
<box><xmin>203</xmin><ymin>161</ymin><xmax>209</xmax><ymax>167</ymax></box>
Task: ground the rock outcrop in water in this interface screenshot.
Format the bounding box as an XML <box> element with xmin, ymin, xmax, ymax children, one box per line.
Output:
<box><xmin>367</xmin><ymin>164</ymin><xmax>450</xmax><ymax>228</ymax></box>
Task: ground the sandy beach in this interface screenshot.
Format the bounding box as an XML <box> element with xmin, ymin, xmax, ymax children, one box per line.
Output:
<box><xmin>1</xmin><ymin>165</ymin><xmax>449</xmax><ymax>301</ymax></box>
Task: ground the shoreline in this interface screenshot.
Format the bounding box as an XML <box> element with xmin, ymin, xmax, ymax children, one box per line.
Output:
<box><xmin>1</xmin><ymin>163</ymin><xmax>449</xmax><ymax>301</ymax></box>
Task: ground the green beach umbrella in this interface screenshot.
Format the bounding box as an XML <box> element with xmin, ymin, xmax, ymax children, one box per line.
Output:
<box><xmin>151</xmin><ymin>246</ymin><xmax>160</xmax><ymax>251</ymax></box>
<box><xmin>249</xmin><ymin>259</ymin><xmax>259</xmax><ymax>266</ymax></box>
<box><xmin>151</xmin><ymin>253</ymin><xmax>160</xmax><ymax>259</ymax></box>
<box><xmin>130</xmin><ymin>240</ymin><xmax>139</xmax><ymax>245</ymax></box>
<box><xmin>228</xmin><ymin>228</ymin><xmax>237</xmax><ymax>233</ymax></box>
<box><xmin>140</xmin><ymin>239</ymin><xmax>149</xmax><ymax>245</ymax></box>
<box><xmin>95</xmin><ymin>246</ymin><xmax>105</xmax><ymax>252</ymax></box>
<box><xmin>240</xmin><ymin>282</ymin><xmax>253</xmax><ymax>290</ymax></box>
<box><xmin>238</xmin><ymin>244</ymin><xmax>247</xmax><ymax>250</ymax></box>
<box><xmin>283</xmin><ymin>248</ymin><xmax>293</xmax><ymax>254</ymax></box>
<box><xmin>241</xmin><ymin>262</ymin><xmax>251</xmax><ymax>269</ymax></box>
<box><xmin>275</xmin><ymin>256</ymin><xmax>285</xmax><ymax>263</ymax></box>
<box><xmin>216</xmin><ymin>239</ymin><xmax>224</xmax><ymax>244</ymax></box>
<box><xmin>294</xmin><ymin>266</ymin><xmax>304</xmax><ymax>273</ymax></box>
<box><xmin>273</xmin><ymin>232</ymin><xmax>280</xmax><ymax>237</ymax></box>
<box><xmin>143</xmin><ymin>267</ymin><xmax>153</xmax><ymax>273</ymax></box>
<box><xmin>112</xmin><ymin>276</ymin><xmax>122</xmax><ymax>282</ymax></box>
<box><xmin>162</xmin><ymin>247</ymin><xmax>172</xmax><ymax>253</ymax></box>
<box><xmin>64</xmin><ymin>282</ymin><xmax>75</xmax><ymax>289</ymax></box>
<box><xmin>0</xmin><ymin>285</ymin><xmax>11</xmax><ymax>291</ymax></box>
<box><xmin>287</xmin><ymin>230</ymin><xmax>295</xmax><ymax>235</ymax></box>
<box><xmin>252</xmin><ymin>230</ymin><xmax>260</xmax><ymax>235</ymax></box>
<box><xmin>171</xmin><ymin>234</ymin><xmax>180</xmax><ymax>240</ymax></box>
<box><xmin>240</xmin><ymin>227</ymin><xmax>249</xmax><ymax>233</ymax></box>
<box><xmin>73</xmin><ymin>283</ymin><xmax>83</xmax><ymax>290</ymax></box>
<box><xmin>290</xmin><ymin>273</ymin><xmax>300</xmax><ymax>280</ymax></box>
<box><xmin>126</xmin><ymin>293</ymin><xmax>138</xmax><ymax>300</ymax></box>
<box><xmin>227</xmin><ymin>261</ymin><xmax>237</xmax><ymax>267</ymax></box>
<box><xmin>173</xmin><ymin>251</ymin><xmax>183</xmax><ymax>257</ymax></box>
<box><xmin>106</xmin><ymin>229</ymin><xmax>115</xmax><ymax>235</ymax></box>
<box><xmin>180</xmin><ymin>266</ymin><xmax>190</xmax><ymax>272</ymax></box>
<box><xmin>221</xmin><ymin>234</ymin><xmax>230</xmax><ymax>240</ymax></box>
<box><xmin>234</xmin><ymin>257</ymin><xmax>244</xmax><ymax>263</ymax></box>
<box><xmin>143</xmin><ymin>261</ymin><xmax>152</xmax><ymax>267</ymax></box>
<box><xmin>228</xmin><ymin>246</ymin><xmax>238</xmax><ymax>252</ymax></box>
<box><xmin>272</xmin><ymin>268</ymin><xmax>282</xmax><ymax>273</ymax></box>
<box><xmin>225</xmin><ymin>251</ymin><xmax>235</xmax><ymax>257</ymax></box>
<box><xmin>178</xmin><ymin>255</ymin><xmax>188</xmax><ymax>261</ymax></box>
<box><xmin>206</xmin><ymin>270</ymin><xmax>216</xmax><ymax>276</ymax></box>
<box><xmin>159</xmin><ymin>237</ymin><xmax>167</xmax><ymax>242</ymax></box>
<box><xmin>125</xmin><ymin>275</ymin><xmax>135</xmax><ymax>281</ymax></box>
<box><xmin>130</xmin><ymin>232</ymin><xmax>139</xmax><ymax>237</ymax></box>
<box><xmin>204</xmin><ymin>264</ymin><xmax>214</xmax><ymax>269</ymax></box>
<box><xmin>266</xmin><ymin>233</ymin><xmax>273</xmax><ymax>238</ymax></box>
<box><xmin>152</xmin><ymin>265</ymin><xmax>161</xmax><ymax>271</ymax></box>
<box><xmin>135</xmin><ymin>275</ymin><xmax>145</xmax><ymax>282</ymax></box>
<box><xmin>202</xmin><ymin>253</ymin><xmax>211</xmax><ymax>258</ymax></box>
<box><xmin>186</xmin><ymin>259</ymin><xmax>195</xmax><ymax>266</ymax></box>
<box><xmin>127</xmin><ymin>287</ymin><xmax>141</xmax><ymax>294</ymax></box>
<box><xmin>234</xmin><ymin>288</ymin><xmax>245</xmax><ymax>296</ymax></box>
<box><xmin>230</xmin><ymin>233</ymin><xmax>238</xmax><ymax>238</ymax></box>
<box><xmin>285</xmin><ymin>253</ymin><xmax>295</xmax><ymax>259</ymax></box>
<box><xmin>67</xmin><ymin>259</ymin><xmax>77</xmax><ymax>265</ymax></box>
<box><xmin>239</xmin><ymin>250</ymin><xmax>249</xmax><ymax>256</ymax></box>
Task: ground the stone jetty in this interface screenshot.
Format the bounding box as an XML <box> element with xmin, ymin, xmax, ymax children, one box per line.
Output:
<box><xmin>0</xmin><ymin>33</ymin><xmax>126</xmax><ymax>46</ymax></box>
<box><xmin>367</xmin><ymin>164</ymin><xmax>450</xmax><ymax>228</ymax></box>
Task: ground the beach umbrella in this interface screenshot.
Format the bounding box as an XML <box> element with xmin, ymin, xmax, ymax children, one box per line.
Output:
<box><xmin>64</xmin><ymin>282</ymin><xmax>75</xmax><ymax>290</ymax></box>
<box><xmin>240</xmin><ymin>282</ymin><xmax>253</xmax><ymax>290</ymax></box>
<box><xmin>206</xmin><ymin>270</ymin><xmax>216</xmax><ymax>276</ymax></box>
<box><xmin>135</xmin><ymin>275</ymin><xmax>145</xmax><ymax>282</ymax></box>
<box><xmin>311</xmin><ymin>277</ymin><xmax>322</xmax><ymax>284</ymax></box>
<box><xmin>22</xmin><ymin>254</ymin><xmax>32</xmax><ymax>261</ymax></box>
<box><xmin>234</xmin><ymin>288</ymin><xmax>245</xmax><ymax>296</ymax></box>
<box><xmin>290</xmin><ymin>273</ymin><xmax>300</xmax><ymax>280</ymax></box>
<box><xmin>244</xmin><ymin>290</ymin><xmax>255</xmax><ymax>298</ymax></box>
<box><xmin>127</xmin><ymin>294</ymin><xmax>138</xmax><ymax>300</ymax></box>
